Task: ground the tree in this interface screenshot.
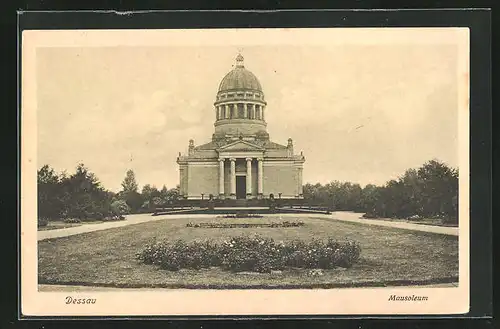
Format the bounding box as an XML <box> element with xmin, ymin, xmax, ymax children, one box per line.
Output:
<box><xmin>121</xmin><ymin>169</ymin><xmax>139</xmax><ymax>193</ymax></box>
<box><xmin>160</xmin><ymin>185</ymin><xmax>168</xmax><ymax>201</ymax></box>
<box><xmin>303</xmin><ymin>183</ymin><xmax>329</xmax><ymax>206</ymax></box>
<box><xmin>37</xmin><ymin>165</ymin><xmax>62</xmax><ymax>220</ymax></box>
<box><xmin>141</xmin><ymin>184</ymin><xmax>154</xmax><ymax>201</ymax></box>
<box><xmin>118</xmin><ymin>169</ymin><xmax>143</xmax><ymax>212</ymax></box>
<box><xmin>365</xmin><ymin>159</ymin><xmax>458</xmax><ymax>222</ymax></box>
<box><xmin>302</xmin><ymin>159</ymin><xmax>458</xmax><ymax>223</ymax></box>
<box><xmin>417</xmin><ymin>159</ymin><xmax>458</xmax><ymax>221</ymax></box>
<box><xmin>165</xmin><ymin>185</ymin><xmax>180</xmax><ymax>201</ymax></box>
<box><xmin>60</xmin><ymin>163</ymin><xmax>110</xmax><ymax>220</ymax></box>
<box><xmin>360</xmin><ymin>184</ymin><xmax>380</xmax><ymax>214</ymax></box>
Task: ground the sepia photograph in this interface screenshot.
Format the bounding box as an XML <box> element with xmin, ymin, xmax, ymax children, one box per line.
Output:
<box><xmin>21</xmin><ymin>27</ymin><xmax>470</xmax><ymax>316</ymax></box>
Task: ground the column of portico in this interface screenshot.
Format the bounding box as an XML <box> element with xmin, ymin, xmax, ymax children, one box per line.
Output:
<box><xmin>243</xmin><ymin>103</ymin><xmax>248</xmax><ymax>119</ymax></box>
<box><xmin>245</xmin><ymin>158</ymin><xmax>252</xmax><ymax>197</ymax></box>
<box><xmin>297</xmin><ymin>167</ymin><xmax>303</xmax><ymax>197</ymax></box>
<box><xmin>257</xmin><ymin>158</ymin><xmax>264</xmax><ymax>198</ymax></box>
<box><xmin>229</xmin><ymin>158</ymin><xmax>236</xmax><ymax>198</ymax></box>
<box><xmin>218</xmin><ymin>158</ymin><xmax>225</xmax><ymax>197</ymax></box>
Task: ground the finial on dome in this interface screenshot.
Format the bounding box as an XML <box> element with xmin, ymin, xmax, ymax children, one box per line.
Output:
<box><xmin>235</xmin><ymin>54</ymin><xmax>244</xmax><ymax>68</ymax></box>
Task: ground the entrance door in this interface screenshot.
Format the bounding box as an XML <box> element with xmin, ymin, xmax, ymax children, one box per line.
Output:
<box><xmin>236</xmin><ymin>176</ymin><xmax>247</xmax><ymax>199</ymax></box>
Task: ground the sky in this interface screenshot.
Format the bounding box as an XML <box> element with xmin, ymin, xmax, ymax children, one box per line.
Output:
<box><xmin>36</xmin><ymin>33</ymin><xmax>462</xmax><ymax>192</ymax></box>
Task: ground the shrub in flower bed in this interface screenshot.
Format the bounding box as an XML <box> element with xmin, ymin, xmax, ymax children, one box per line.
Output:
<box><xmin>136</xmin><ymin>235</ymin><xmax>361</xmax><ymax>273</ymax></box>
<box><xmin>186</xmin><ymin>221</ymin><xmax>304</xmax><ymax>228</ymax></box>
<box><xmin>223</xmin><ymin>213</ymin><xmax>264</xmax><ymax>219</ymax></box>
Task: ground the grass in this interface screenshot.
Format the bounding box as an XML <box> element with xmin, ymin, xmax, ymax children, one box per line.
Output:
<box><xmin>38</xmin><ymin>221</ymin><xmax>82</xmax><ymax>231</ymax></box>
<box><xmin>38</xmin><ymin>220</ymin><xmax>108</xmax><ymax>231</ymax></box>
<box><xmin>38</xmin><ymin>215</ymin><xmax>458</xmax><ymax>289</ymax></box>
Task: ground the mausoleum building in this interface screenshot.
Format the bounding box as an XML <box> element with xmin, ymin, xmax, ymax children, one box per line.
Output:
<box><xmin>177</xmin><ymin>54</ymin><xmax>305</xmax><ymax>200</ymax></box>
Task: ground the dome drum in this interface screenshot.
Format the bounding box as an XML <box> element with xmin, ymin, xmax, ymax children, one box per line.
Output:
<box><xmin>215</xmin><ymin>91</ymin><xmax>266</xmax><ymax>105</ymax></box>
<box><xmin>214</xmin><ymin>103</ymin><xmax>266</xmax><ymax>122</ymax></box>
<box><xmin>213</xmin><ymin>120</ymin><xmax>267</xmax><ymax>136</ymax></box>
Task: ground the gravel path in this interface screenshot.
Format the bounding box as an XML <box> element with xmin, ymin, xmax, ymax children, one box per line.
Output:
<box><xmin>38</xmin><ymin>211</ymin><xmax>458</xmax><ymax>241</ymax></box>
<box><xmin>38</xmin><ymin>213</ymin><xmax>207</xmax><ymax>241</ymax></box>
<box><xmin>329</xmin><ymin>212</ymin><xmax>458</xmax><ymax>236</ymax></box>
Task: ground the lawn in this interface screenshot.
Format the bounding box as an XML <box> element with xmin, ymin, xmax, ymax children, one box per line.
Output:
<box><xmin>38</xmin><ymin>220</ymin><xmax>110</xmax><ymax>231</ymax></box>
<box><xmin>38</xmin><ymin>215</ymin><xmax>458</xmax><ymax>289</ymax></box>
<box><xmin>38</xmin><ymin>221</ymin><xmax>82</xmax><ymax>231</ymax></box>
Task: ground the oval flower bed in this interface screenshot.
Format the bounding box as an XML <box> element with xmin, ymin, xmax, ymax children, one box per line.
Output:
<box><xmin>136</xmin><ymin>235</ymin><xmax>361</xmax><ymax>273</ymax></box>
<box><xmin>186</xmin><ymin>221</ymin><xmax>304</xmax><ymax>228</ymax></box>
<box><xmin>222</xmin><ymin>213</ymin><xmax>264</xmax><ymax>218</ymax></box>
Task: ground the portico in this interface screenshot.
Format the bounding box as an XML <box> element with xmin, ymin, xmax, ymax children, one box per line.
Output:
<box><xmin>217</xmin><ymin>156</ymin><xmax>264</xmax><ymax>199</ymax></box>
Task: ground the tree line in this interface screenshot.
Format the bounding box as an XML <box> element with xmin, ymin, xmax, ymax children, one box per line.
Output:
<box><xmin>303</xmin><ymin>159</ymin><xmax>458</xmax><ymax>224</ymax></box>
<box><xmin>38</xmin><ymin>159</ymin><xmax>458</xmax><ymax>224</ymax></box>
<box><xmin>37</xmin><ymin>163</ymin><xmax>179</xmax><ymax>222</ymax></box>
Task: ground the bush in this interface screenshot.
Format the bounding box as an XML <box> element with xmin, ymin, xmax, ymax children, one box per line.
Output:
<box><xmin>38</xmin><ymin>217</ymin><xmax>49</xmax><ymax>227</ymax></box>
<box><xmin>103</xmin><ymin>215</ymin><xmax>126</xmax><ymax>221</ymax></box>
<box><xmin>137</xmin><ymin>235</ymin><xmax>361</xmax><ymax>273</ymax></box>
<box><xmin>63</xmin><ymin>218</ymin><xmax>81</xmax><ymax>224</ymax></box>
<box><xmin>442</xmin><ymin>215</ymin><xmax>458</xmax><ymax>225</ymax></box>
<box><xmin>109</xmin><ymin>200</ymin><xmax>130</xmax><ymax>220</ymax></box>
<box><xmin>406</xmin><ymin>215</ymin><xmax>422</xmax><ymax>221</ymax></box>
<box><xmin>223</xmin><ymin>213</ymin><xmax>263</xmax><ymax>219</ymax></box>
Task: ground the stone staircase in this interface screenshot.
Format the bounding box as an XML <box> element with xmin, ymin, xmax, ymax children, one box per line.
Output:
<box><xmin>232</xmin><ymin>199</ymin><xmax>249</xmax><ymax>207</ymax></box>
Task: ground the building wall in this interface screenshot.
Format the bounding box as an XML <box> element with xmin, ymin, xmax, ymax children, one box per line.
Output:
<box><xmin>181</xmin><ymin>158</ymin><xmax>303</xmax><ymax>199</ymax></box>
<box><xmin>266</xmin><ymin>149</ymin><xmax>288</xmax><ymax>157</ymax></box>
<box><xmin>186</xmin><ymin>163</ymin><xmax>219</xmax><ymax>198</ymax></box>
<box><xmin>179</xmin><ymin>165</ymin><xmax>188</xmax><ymax>197</ymax></box>
<box><xmin>193</xmin><ymin>150</ymin><xmax>218</xmax><ymax>158</ymax></box>
<box><xmin>214</xmin><ymin>120</ymin><xmax>267</xmax><ymax>136</ymax></box>
<box><xmin>262</xmin><ymin>162</ymin><xmax>299</xmax><ymax>198</ymax></box>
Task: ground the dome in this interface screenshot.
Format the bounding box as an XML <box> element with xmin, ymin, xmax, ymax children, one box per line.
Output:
<box><xmin>218</xmin><ymin>55</ymin><xmax>263</xmax><ymax>92</ymax></box>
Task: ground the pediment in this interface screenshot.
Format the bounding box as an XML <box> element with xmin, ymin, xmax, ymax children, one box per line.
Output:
<box><xmin>216</xmin><ymin>140</ymin><xmax>265</xmax><ymax>152</ymax></box>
